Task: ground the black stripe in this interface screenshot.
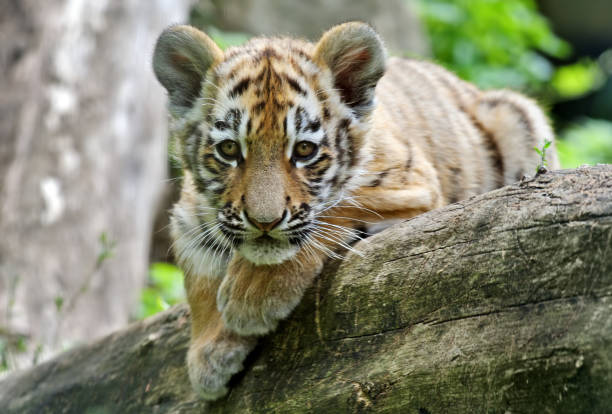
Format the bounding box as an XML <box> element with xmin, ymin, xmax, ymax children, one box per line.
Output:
<box><xmin>203</xmin><ymin>153</ymin><xmax>230</xmax><ymax>174</ymax></box>
<box><xmin>334</xmin><ymin>123</ymin><xmax>346</xmax><ymax>167</ymax></box>
<box><xmin>253</xmin><ymin>101</ymin><xmax>266</xmax><ymax>115</ymax></box>
<box><xmin>320</xmin><ymin>134</ymin><xmax>329</xmax><ymax>147</ymax></box>
<box><xmin>347</xmin><ymin>134</ymin><xmax>357</xmax><ymax>167</ymax></box>
<box><xmin>368</xmin><ymin>170</ymin><xmax>390</xmax><ymax>187</ymax></box>
<box><xmin>338</xmin><ymin>118</ymin><xmax>350</xmax><ymax>131</ymax></box>
<box><xmin>484</xmin><ymin>99</ymin><xmax>533</xmax><ymax>135</ymax></box>
<box><xmin>406</xmin><ymin>145</ymin><xmax>413</xmax><ymax>170</ymax></box>
<box><xmin>255</xmin><ymin>67</ymin><xmax>267</xmax><ymax>82</ymax></box>
<box><xmin>221</xmin><ymin>221</ymin><xmax>244</xmax><ymax>231</ymax></box>
<box><xmin>260</xmin><ymin>47</ymin><xmax>279</xmax><ymax>60</ymax></box>
<box><xmin>308</xmin><ymin>118</ymin><xmax>321</xmax><ymax>133</ymax></box>
<box><xmin>289</xmin><ymin>57</ymin><xmax>306</xmax><ymax>78</ymax></box>
<box><xmin>212</xmin><ymin>186</ymin><xmax>226</xmax><ymax>195</ymax></box>
<box><xmin>305</xmin><ymin>153</ymin><xmax>331</xmax><ymax>171</ymax></box>
<box><xmin>430</xmin><ymin>71</ymin><xmax>504</xmax><ymax>187</ymax></box>
<box><xmin>197</xmin><ymin>236</ymin><xmax>222</xmax><ymax>250</ymax></box>
<box><xmin>193</xmin><ymin>177</ymin><xmax>211</xmax><ymax>194</ymax></box>
<box><xmin>468</xmin><ymin>113</ymin><xmax>504</xmax><ymax>188</ymax></box>
<box><xmin>286</xmin><ymin>222</ymin><xmax>307</xmax><ymax>231</ymax></box>
<box><xmin>225</xmin><ymin>108</ymin><xmax>242</xmax><ymax>132</ymax></box>
<box><xmin>323</xmin><ymin>105</ymin><xmax>330</xmax><ymax>120</ymax></box>
<box><xmin>447</xmin><ymin>167</ymin><xmax>462</xmax><ymax>204</ymax></box>
<box><xmin>285</xmin><ymin>75</ymin><xmax>307</xmax><ymax>96</ymax></box>
<box><xmin>229</xmin><ymin>78</ymin><xmax>251</xmax><ymax>98</ymax></box>
<box><xmin>214</xmin><ymin>120</ymin><xmax>228</xmax><ymax>130</ymax></box>
<box><xmin>294</xmin><ymin>106</ymin><xmax>305</xmax><ymax>132</ymax></box>
<box><xmin>219</xmin><ymin>227</ymin><xmax>243</xmax><ymax>245</ymax></box>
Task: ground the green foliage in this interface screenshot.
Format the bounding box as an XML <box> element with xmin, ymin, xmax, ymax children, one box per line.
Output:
<box><xmin>0</xmin><ymin>331</ymin><xmax>28</xmax><ymax>373</ymax></box>
<box><xmin>54</xmin><ymin>296</ymin><xmax>64</xmax><ymax>312</ymax></box>
<box><xmin>417</xmin><ymin>0</ymin><xmax>611</xmax><ymax>167</ymax></box>
<box><xmin>0</xmin><ymin>339</ymin><xmax>8</xmax><ymax>372</ymax></box>
<box><xmin>96</xmin><ymin>232</ymin><xmax>116</xmax><ymax>267</ymax></box>
<box><xmin>556</xmin><ymin>119</ymin><xmax>612</xmax><ymax>168</ymax></box>
<box><xmin>138</xmin><ymin>263</ymin><xmax>185</xmax><ymax>318</ymax></box>
<box><xmin>417</xmin><ymin>0</ymin><xmax>570</xmax><ymax>93</ymax></box>
<box><xmin>551</xmin><ymin>59</ymin><xmax>606</xmax><ymax>100</ymax></box>
<box><xmin>207</xmin><ymin>27</ymin><xmax>251</xmax><ymax>50</ymax></box>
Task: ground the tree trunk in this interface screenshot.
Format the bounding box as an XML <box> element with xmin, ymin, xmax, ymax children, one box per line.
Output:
<box><xmin>191</xmin><ymin>0</ymin><xmax>429</xmax><ymax>56</ymax></box>
<box><xmin>0</xmin><ymin>166</ymin><xmax>611</xmax><ymax>413</ymax></box>
<box><xmin>0</xmin><ymin>0</ymin><xmax>193</xmax><ymax>367</ymax></box>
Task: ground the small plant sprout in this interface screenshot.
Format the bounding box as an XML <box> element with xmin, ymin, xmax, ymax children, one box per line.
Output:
<box><xmin>534</xmin><ymin>139</ymin><xmax>552</xmax><ymax>174</ymax></box>
<box><xmin>96</xmin><ymin>232</ymin><xmax>116</xmax><ymax>267</ymax></box>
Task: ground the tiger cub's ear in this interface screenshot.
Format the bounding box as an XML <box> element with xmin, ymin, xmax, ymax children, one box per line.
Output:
<box><xmin>314</xmin><ymin>22</ymin><xmax>387</xmax><ymax>118</ymax></box>
<box><xmin>153</xmin><ymin>25</ymin><xmax>223</xmax><ymax>116</ymax></box>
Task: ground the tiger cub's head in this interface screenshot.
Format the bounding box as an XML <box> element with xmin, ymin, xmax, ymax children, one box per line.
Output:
<box><xmin>153</xmin><ymin>22</ymin><xmax>386</xmax><ymax>268</ymax></box>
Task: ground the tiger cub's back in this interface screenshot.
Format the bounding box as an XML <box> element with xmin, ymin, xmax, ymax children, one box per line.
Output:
<box><xmin>370</xmin><ymin>57</ymin><xmax>559</xmax><ymax>206</ymax></box>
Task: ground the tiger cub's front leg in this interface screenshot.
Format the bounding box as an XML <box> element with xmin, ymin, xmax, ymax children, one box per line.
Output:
<box><xmin>186</xmin><ymin>250</ymin><xmax>324</xmax><ymax>399</ymax></box>
<box><xmin>184</xmin><ymin>274</ymin><xmax>256</xmax><ymax>400</ymax></box>
<box><xmin>218</xmin><ymin>250</ymin><xmax>325</xmax><ymax>336</ymax></box>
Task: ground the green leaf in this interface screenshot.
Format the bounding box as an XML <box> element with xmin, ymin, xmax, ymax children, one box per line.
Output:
<box><xmin>54</xmin><ymin>296</ymin><xmax>64</xmax><ymax>312</ymax></box>
<box><xmin>96</xmin><ymin>232</ymin><xmax>116</xmax><ymax>266</ymax></box>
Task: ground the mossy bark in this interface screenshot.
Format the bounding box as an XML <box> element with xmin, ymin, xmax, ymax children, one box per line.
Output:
<box><xmin>1</xmin><ymin>166</ymin><xmax>611</xmax><ymax>414</ymax></box>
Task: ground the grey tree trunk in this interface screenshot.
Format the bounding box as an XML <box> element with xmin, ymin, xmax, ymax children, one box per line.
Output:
<box><xmin>0</xmin><ymin>166</ymin><xmax>610</xmax><ymax>413</ymax></box>
<box><xmin>191</xmin><ymin>0</ymin><xmax>429</xmax><ymax>56</ymax></box>
<box><xmin>0</xmin><ymin>0</ymin><xmax>193</xmax><ymax>367</ymax></box>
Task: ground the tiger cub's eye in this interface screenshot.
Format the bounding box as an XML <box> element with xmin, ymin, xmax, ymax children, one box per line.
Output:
<box><xmin>293</xmin><ymin>141</ymin><xmax>318</xmax><ymax>161</ymax></box>
<box><xmin>217</xmin><ymin>140</ymin><xmax>240</xmax><ymax>160</ymax></box>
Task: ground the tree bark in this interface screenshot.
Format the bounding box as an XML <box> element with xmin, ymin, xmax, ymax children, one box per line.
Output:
<box><xmin>1</xmin><ymin>166</ymin><xmax>611</xmax><ymax>414</ymax></box>
<box><xmin>191</xmin><ymin>0</ymin><xmax>429</xmax><ymax>56</ymax></box>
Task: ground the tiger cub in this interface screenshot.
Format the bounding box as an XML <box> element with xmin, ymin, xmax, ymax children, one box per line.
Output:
<box><xmin>152</xmin><ymin>22</ymin><xmax>558</xmax><ymax>399</ymax></box>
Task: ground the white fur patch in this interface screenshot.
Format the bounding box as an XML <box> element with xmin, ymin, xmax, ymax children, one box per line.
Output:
<box><xmin>237</xmin><ymin>239</ymin><xmax>299</xmax><ymax>265</ymax></box>
<box><xmin>170</xmin><ymin>203</ymin><xmax>232</xmax><ymax>278</ymax></box>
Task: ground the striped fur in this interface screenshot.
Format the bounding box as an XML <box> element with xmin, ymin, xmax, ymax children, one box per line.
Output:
<box><xmin>153</xmin><ymin>22</ymin><xmax>559</xmax><ymax>400</ymax></box>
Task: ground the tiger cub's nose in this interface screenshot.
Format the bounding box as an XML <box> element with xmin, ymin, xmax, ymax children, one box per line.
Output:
<box><xmin>245</xmin><ymin>210</ymin><xmax>286</xmax><ymax>232</ymax></box>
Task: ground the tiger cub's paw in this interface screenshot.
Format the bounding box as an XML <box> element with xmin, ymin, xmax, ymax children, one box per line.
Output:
<box><xmin>187</xmin><ymin>337</ymin><xmax>254</xmax><ymax>401</ymax></box>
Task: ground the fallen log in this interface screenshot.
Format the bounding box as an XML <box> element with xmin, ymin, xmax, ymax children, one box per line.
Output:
<box><xmin>1</xmin><ymin>166</ymin><xmax>611</xmax><ymax>413</ymax></box>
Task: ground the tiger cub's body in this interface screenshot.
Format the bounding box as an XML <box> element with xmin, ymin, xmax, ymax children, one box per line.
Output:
<box><xmin>153</xmin><ymin>22</ymin><xmax>558</xmax><ymax>400</ymax></box>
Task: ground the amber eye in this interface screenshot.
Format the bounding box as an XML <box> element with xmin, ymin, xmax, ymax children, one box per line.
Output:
<box><xmin>293</xmin><ymin>141</ymin><xmax>318</xmax><ymax>161</ymax></box>
<box><xmin>217</xmin><ymin>140</ymin><xmax>240</xmax><ymax>161</ymax></box>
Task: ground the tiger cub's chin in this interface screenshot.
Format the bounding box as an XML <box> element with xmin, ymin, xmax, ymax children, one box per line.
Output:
<box><xmin>237</xmin><ymin>238</ymin><xmax>300</xmax><ymax>265</ymax></box>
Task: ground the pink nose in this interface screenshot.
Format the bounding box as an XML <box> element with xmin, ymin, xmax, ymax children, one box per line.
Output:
<box><xmin>245</xmin><ymin>211</ymin><xmax>285</xmax><ymax>232</ymax></box>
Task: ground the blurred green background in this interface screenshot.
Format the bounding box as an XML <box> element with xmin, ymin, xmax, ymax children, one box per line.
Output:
<box><xmin>415</xmin><ymin>0</ymin><xmax>612</xmax><ymax>169</ymax></box>
<box><xmin>140</xmin><ymin>0</ymin><xmax>612</xmax><ymax>318</ymax></box>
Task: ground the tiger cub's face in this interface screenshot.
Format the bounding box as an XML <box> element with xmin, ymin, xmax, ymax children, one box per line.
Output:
<box><xmin>153</xmin><ymin>23</ymin><xmax>386</xmax><ymax>266</ymax></box>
